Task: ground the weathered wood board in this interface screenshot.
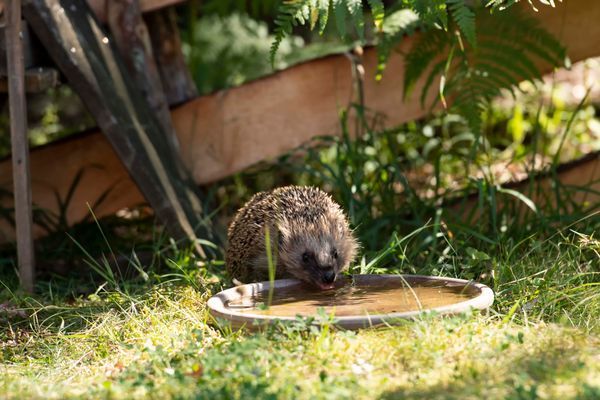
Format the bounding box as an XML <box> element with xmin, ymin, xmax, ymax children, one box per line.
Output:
<box><xmin>87</xmin><ymin>0</ymin><xmax>185</xmax><ymax>22</ymax></box>
<box><xmin>1</xmin><ymin>0</ymin><xmax>599</xmax><ymax>243</ymax></box>
<box><xmin>6</xmin><ymin>0</ymin><xmax>35</xmax><ymax>291</ymax></box>
<box><xmin>0</xmin><ymin>67</ymin><xmax>59</xmax><ymax>93</ymax></box>
<box><xmin>0</xmin><ymin>19</ymin><xmax>39</xmax><ymax>75</ymax></box>
<box><xmin>106</xmin><ymin>0</ymin><xmax>181</xmax><ymax>160</ymax></box>
<box><xmin>143</xmin><ymin>7</ymin><xmax>198</xmax><ymax>105</ymax></box>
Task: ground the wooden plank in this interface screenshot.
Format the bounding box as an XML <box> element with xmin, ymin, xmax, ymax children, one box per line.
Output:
<box><xmin>105</xmin><ymin>0</ymin><xmax>210</xmax><ymax>254</ymax></box>
<box><xmin>0</xmin><ymin>1</ymin><xmax>183</xmax><ymax>76</ymax></box>
<box><xmin>0</xmin><ymin>131</ymin><xmax>145</xmax><ymax>243</ymax></box>
<box><xmin>23</xmin><ymin>0</ymin><xmax>213</xmax><ymax>256</ymax></box>
<box><xmin>6</xmin><ymin>0</ymin><xmax>35</xmax><ymax>291</ymax></box>
<box><xmin>143</xmin><ymin>7</ymin><xmax>198</xmax><ymax>105</ymax></box>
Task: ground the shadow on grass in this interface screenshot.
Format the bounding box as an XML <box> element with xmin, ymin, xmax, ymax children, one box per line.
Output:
<box><xmin>379</xmin><ymin>336</ymin><xmax>597</xmax><ymax>400</ymax></box>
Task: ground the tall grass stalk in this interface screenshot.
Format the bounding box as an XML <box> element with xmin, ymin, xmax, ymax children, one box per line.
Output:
<box><xmin>265</xmin><ymin>226</ymin><xmax>277</xmax><ymax>307</ymax></box>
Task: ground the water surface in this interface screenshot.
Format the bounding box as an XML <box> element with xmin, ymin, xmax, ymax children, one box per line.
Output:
<box><xmin>226</xmin><ymin>277</ymin><xmax>477</xmax><ymax>317</ymax></box>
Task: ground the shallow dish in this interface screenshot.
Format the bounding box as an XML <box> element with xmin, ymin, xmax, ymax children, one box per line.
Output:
<box><xmin>208</xmin><ymin>274</ymin><xmax>494</xmax><ymax>330</ymax></box>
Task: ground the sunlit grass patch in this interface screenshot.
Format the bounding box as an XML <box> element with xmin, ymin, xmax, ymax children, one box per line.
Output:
<box><xmin>1</xmin><ymin>277</ymin><xmax>599</xmax><ymax>399</ymax></box>
<box><xmin>0</xmin><ymin>284</ymin><xmax>218</xmax><ymax>399</ymax></box>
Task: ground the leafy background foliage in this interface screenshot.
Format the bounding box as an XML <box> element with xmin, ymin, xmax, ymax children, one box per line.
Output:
<box><xmin>269</xmin><ymin>0</ymin><xmax>566</xmax><ymax>133</ymax></box>
<box><xmin>182</xmin><ymin>13</ymin><xmax>305</xmax><ymax>95</ymax></box>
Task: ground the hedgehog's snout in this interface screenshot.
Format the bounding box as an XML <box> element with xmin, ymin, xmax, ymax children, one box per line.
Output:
<box><xmin>313</xmin><ymin>267</ymin><xmax>336</xmax><ymax>290</ymax></box>
<box><xmin>322</xmin><ymin>269</ymin><xmax>336</xmax><ymax>284</ymax></box>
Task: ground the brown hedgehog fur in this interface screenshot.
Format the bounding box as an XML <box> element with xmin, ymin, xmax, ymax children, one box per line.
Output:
<box><xmin>226</xmin><ymin>186</ymin><xmax>359</xmax><ymax>289</ymax></box>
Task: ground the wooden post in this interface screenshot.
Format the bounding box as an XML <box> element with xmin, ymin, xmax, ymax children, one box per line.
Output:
<box><xmin>144</xmin><ymin>7</ymin><xmax>198</xmax><ymax>105</ymax></box>
<box><xmin>106</xmin><ymin>0</ymin><xmax>178</xmax><ymax>149</ymax></box>
<box><xmin>23</xmin><ymin>0</ymin><xmax>214</xmax><ymax>257</ymax></box>
<box><xmin>6</xmin><ymin>0</ymin><xmax>35</xmax><ymax>292</ymax></box>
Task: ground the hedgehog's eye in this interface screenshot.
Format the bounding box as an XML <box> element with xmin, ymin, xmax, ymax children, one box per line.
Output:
<box><xmin>332</xmin><ymin>249</ymin><xmax>338</xmax><ymax>260</ymax></box>
<box><xmin>302</xmin><ymin>252</ymin><xmax>310</xmax><ymax>263</ymax></box>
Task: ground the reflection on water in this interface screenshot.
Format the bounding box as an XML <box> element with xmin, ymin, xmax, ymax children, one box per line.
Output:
<box><xmin>226</xmin><ymin>277</ymin><xmax>476</xmax><ymax>317</ymax></box>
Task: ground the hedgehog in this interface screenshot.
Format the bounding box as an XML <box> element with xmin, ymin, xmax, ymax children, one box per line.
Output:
<box><xmin>226</xmin><ymin>186</ymin><xmax>359</xmax><ymax>290</ymax></box>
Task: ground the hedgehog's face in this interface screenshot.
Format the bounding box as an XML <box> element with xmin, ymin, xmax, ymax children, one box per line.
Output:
<box><xmin>277</xmin><ymin>215</ymin><xmax>358</xmax><ymax>290</ymax></box>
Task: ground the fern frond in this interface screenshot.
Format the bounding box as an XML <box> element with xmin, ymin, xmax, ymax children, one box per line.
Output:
<box><xmin>375</xmin><ymin>9</ymin><xmax>420</xmax><ymax>81</ymax></box>
<box><xmin>448</xmin><ymin>0</ymin><xmax>476</xmax><ymax>47</ymax></box>
<box><xmin>270</xmin><ymin>0</ymin><xmax>307</xmax><ymax>66</ymax></box>
<box><xmin>309</xmin><ymin>0</ymin><xmax>319</xmax><ymax>30</ymax></box>
<box><xmin>405</xmin><ymin>6</ymin><xmax>565</xmax><ymax>133</ymax></box>
<box><xmin>346</xmin><ymin>0</ymin><xmax>365</xmax><ymax>41</ymax></box>
<box><xmin>478</xmin><ymin>42</ymin><xmax>540</xmax><ymax>80</ymax></box>
<box><xmin>475</xmin><ymin>63</ymin><xmax>521</xmax><ymax>93</ymax></box>
<box><xmin>458</xmin><ymin>99</ymin><xmax>486</xmax><ymax>133</ymax></box>
<box><xmin>333</xmin><ymin>0</ymin><xmax>348</xmax><ymax>39</ymax></box>
<box><xmin>367</xmin><ymin>0</ymin><xmax>385</xmax><ymax>31</ymax></box>
<box><xmin>452</xmin><ymin>79</ymin><xmax>489</xmax><ymax>132</ymax></box>
<box><xmin>487</xmin><ymin>0</ymin><xmax>559</xmax><ymax>12</ymax></box>
<box><xmin>410</xmin><ymin>0</ymin><xmax>448</xmax><ymax>29</ymax></box>
<box><xmin>375</xmin><ymin>0</ymin><xmax>446</xmax><ymax>85</ymax></box>
<box><xmin>403</xmin><ymin>29</ymin><xmax>448</xmax><ymax>99</ymax></box>
<box><xmin>480</xmin><ymin>11</ymin><xmax>563</xmax><ymax>56</ymax></box>
<box><xmin>271</xmin><ymin>0</ymin><xmax>376</xmax><ymax>65</ymax></box>
<box><xmin>317</xmin><ymin>0</ymin><xmax>331</xmax><ymax>34</ymax></box>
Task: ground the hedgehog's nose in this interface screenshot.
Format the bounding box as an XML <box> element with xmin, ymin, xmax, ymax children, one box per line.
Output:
<box><xmin>323</xmin><ymin>269</ymin><xmax>336</xmax><ymax>284</ymax></box>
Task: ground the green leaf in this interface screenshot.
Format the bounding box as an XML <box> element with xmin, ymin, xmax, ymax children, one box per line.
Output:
<box><xmin>497</xmin><ymin>187</ymin><xmax>538</xmax><ymax>213</ymax></box>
